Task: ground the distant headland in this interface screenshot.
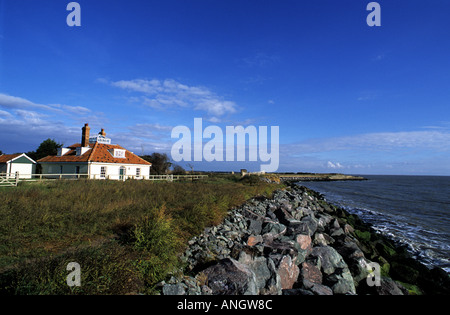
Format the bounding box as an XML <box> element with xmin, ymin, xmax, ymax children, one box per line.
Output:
<box><xmin>275</xmin><ymin>173</ymin><xmax>367</xmax><ymax>182</ymax></box>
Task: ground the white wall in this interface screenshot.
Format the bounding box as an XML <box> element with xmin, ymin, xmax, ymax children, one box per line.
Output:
<box><xmin>40</xmin><ymin>162</ymin><xmax>151</xmax><ymax>180</ymax></box>
<box><xmin>89</xmin><ymin>163</ymin><xmax>151</xmax><ymax>180</ymax></box>
<box><xmin>9</xmin><ymin>163</ymin><xmax>35</xmax><ymax>179</ymax></box>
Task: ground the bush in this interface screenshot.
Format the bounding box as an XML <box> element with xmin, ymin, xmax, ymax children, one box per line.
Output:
<box><xmin>131</xmin><ymin>206</ymin><xmax>181</xmax><ymax>288</ymax></box>
<box><xmin>0</xmin><ymin>176</ymin><xmax>281</xmax><ymax>294</ymax></box>
<box><xmin>239</xmin><ymin>174</ymin><xmax>261</xmax><ymax>185</ymax></box>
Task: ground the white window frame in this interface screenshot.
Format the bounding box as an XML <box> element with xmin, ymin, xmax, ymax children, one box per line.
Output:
<box><xmin>100</xmin><ymin>166</ymin><xmax>106</xmax><ymax>179</ymax></box>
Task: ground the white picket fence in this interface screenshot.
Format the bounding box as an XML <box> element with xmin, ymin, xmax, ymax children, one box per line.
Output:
<box><xmin>0</xmin><ymin>173</ymin><xmax>208</xmax><ymax>185</ymax></box>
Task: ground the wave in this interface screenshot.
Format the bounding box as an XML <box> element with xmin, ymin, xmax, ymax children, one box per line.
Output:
<box><xmin>336</xmin><ymin>202</ymin><xmax>450</xmax><ymax>273</ymax></box>
<box><xmin>300</xmin><ymin>176</ymin><xmax>450</xmax><ymax>273</ymax></box>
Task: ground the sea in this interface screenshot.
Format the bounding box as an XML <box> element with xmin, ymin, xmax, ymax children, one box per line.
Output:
<box><xmin>298</xmin><ymin>175</ymin><xmax>450</xmax><ymax>273</ymax></box>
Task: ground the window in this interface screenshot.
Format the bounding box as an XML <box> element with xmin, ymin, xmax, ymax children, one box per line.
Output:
<box><xmin>136</xmin><ymin>168</ymin><xmax>141</xmax><ymax>177</ymax></box>
<box><xmin>100</xmin><ymin>166</ymin><xmax>106</xmax><ymax>179</ymax></box>
<box><xmin>113</xmin><ymin>149</ymin><xmax>126</xmax><ymax>158</ymax></box>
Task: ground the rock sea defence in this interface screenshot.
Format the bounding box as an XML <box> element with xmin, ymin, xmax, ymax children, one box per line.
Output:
<box><xmin>160</xmin><ymin>185</ymin><xmax>450</xmax><ymax>295</ymax></box>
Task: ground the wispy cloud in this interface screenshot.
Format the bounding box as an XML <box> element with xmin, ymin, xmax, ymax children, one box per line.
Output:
<box><xmin>0</xmin><ymin>93</ymin><xmax>95</xmax><ymax>152</ymax></box>
<box><xmin>0</xmin><ymin>93</ymin><xmax>91</xmax><ymax>114</ymax></box>
<box><xmin>108</xmin><ymin>123</ymin><xmax>175</xmax><ymax>155</ymax></box>
<box><xmin>109</xmin><ymin>78</ymin><xmax>238</xmax><ymax>119</ymax></box>
<box><xmin>286</xmin><ymin>130</ymin><xmax>450</xmax><ymax>153</ymax></box>
<box><xmin>279</xmin><ymin>129</ymin><xmax>450</xmax><ymax>174</ymax></box>
<box><xmin>421</xmin><ymin>121</ymin><xmax>450</xmax><ymax>131</ymax></box>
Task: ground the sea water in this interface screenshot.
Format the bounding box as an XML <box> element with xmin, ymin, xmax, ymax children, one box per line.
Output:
<box><xmin>299</xmin><ymin>175</ymin><xmax>450</xmax><ymax>273</ymax></box>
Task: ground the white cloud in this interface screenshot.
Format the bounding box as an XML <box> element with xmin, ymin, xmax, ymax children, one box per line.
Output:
<box><xmin>327</xmin><ymin>161</ymin><xmax>344</xmax><ymax>169</ymax></box>
<box><xmin>14</xmin><ymin>109</ymin><xmax>48</xmax><ymax>124</ymax></box>
<box><xmin>287</xmin><ymin>130</ymin><xmax>450</xmax><ymax>153</ymax></box>
<box><xmin>207</xmin><ymin>116</ymin><xmax>221</xmax><ymax>123</ymax></box>
<box><xmin>0</xmin><ymin>93</ymin><xmax>51</xmax><ymax>111</ymax></box>
<box><xmin>112</xmin><ymin>79</ymin><xmax>162</xmax><ymax>94</ymax></box>
<box><xmin>278</xmin><ymin>129</ymin><xmax>450</xmax><ymax>175</ymax></box>
<box><xmin>195</xmin><ymin>99</ymin><xmax>237</xmax><ymax>116</ymax></box>
<box><xmin>0</xmin><ymin>92</ymin><xmax>95</xmax><ymax>152</ymax></box>
<box><xmin>109</xmin><ymin>78</ymin><xmax>238</xmax><ymax>117</ymax></box>
<box><xmin>0</xmin><ymin>93</ymin><xmax>91</xmax><ymax>114</ymax></box>
<box><xmin>0</xmin><ymin>109</ymin><xmax>13</xmax><ymax>118</ymax></box>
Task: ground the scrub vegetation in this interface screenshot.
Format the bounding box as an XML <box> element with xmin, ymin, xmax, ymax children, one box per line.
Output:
<box><xmin>0</xmin><ymin>174</ymin><xmax>281</xmax><ymax>294</ymax></box>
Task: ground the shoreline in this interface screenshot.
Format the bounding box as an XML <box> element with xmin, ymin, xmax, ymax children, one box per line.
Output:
<box><xmin>161</xmin><ymin>182</ymin><xmax>450</xmax><ymax>295</ymax></box>
<box><xmin>272</xmin><ymin>173</ymin><xmax>367</xmax><ymax>182</ymax></box>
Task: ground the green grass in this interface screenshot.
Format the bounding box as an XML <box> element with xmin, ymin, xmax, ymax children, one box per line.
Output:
<box><xmin>0</xmin><ymin>175</ymin><xmax>281</xmax><ymax>294</ymax></box>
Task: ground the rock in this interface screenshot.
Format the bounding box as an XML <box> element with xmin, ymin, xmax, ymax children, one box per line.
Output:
<box><xmin>202</xmin><ymin>258</ymin><xmax>258</xmax><ymax>295</ymax></box>
<box><xmin>335</xmin><ymin>241</ymin><xmax>373</xmax><ymax>285</ymax></box>
<box><xmin>247</xmin><ymin>234</ymin><xmax>263</xmax><ymax>247</ymax></box>
<box><xmin>300</xmin><ymin>262</ymin><xmax>323</xmax><ymax>287</ymax></box>
<box><xmin>344</xmin><ymin>224</ymin><xmax>354</xmax><ymax>234</ymax></box>
<box><xmin>295</xmin><ymin>234</ymin><xmax>312</xmax><ymax>253</ymax></box>
<box><xmin>163</xmin><ymin>283</ymin><xmax>186</xmax><ymax>295</ymax></box>
<box><xmin>283</xmin><ymin>288</ymin><xmax>314</xmax><ymax>295</ymax></box>
<box><xmin>326</xmin><ymin>269</ymin><xmax>356</xmax><ymax>295</ymax></box>
<box><xmin>376</xmin><ymin>277</ymin><xmax>405</xmax><ymax>295</ymax></box>
<box><xmin>247</xmin><ymin>218</ymin><xmax>263</xmax><ymax>235</ymax></box>
<box><xmin>309</xmin><ymin>283</ymin><xmax>333</xmax><ymax>295</ymax></box>
<box><xmin>310</xmin><ymin>246</ymin><xmax>348</xmax><ymax>275</ymax></box>
<box><xmin>237</xmin><ymin>251</ymin><xmax>271</xmax><ymax>293</ymax></box>
<box><xmin>262</xmin><ymin>258</ymin><xmax>282</xmax><ymax>295</ymax></box>
<box><xmin>277</xmin><ymin>255</ymin><xmax>300</xmax><ymax>290</ymax></box>
<box><xmin>331</xmin><ymin>228</ymin><xmax>345</xmax><ymax>237</ymax></box>
<box><xmin>331</xmin><ymin>218</ymin><xmax>340</xmax><ymax>229</ymax></box>
<box><xmin>358</xmin><ymin>276</ymin><xmax>405</xmax><ymax>295</ymax></box>
<box><xmin>201</xmin><ymin>285</ymin><xmax>213</xmax><ymax>295</ymax></box>
<box><xmin>264</xmin><ymin>239</ymin><xmax>300</xmax><ymax>263</ymax></box>
<box><xmin>314</xmin><ymin>233</ymin><xmax>334</xmax><ymax>246</ymax></box>
<box><xmin>300</xmin><ymin>215</ymin><xmax>318</xmax><ymax>236</ymax></box>
<box><xmin>274</xmin><ymin>206</ymin><xmax>293</xmax><ymax>223</ymax></box>
<box><xmin>291</xmin><ymin>207</ymin><xmax>304</xmax><ymax>220</ymax></box>
<box><xmin>262</xmin><ymin>221</ymin><xmax>286</xmax><ymax>238</ymax></box>
<box><xmin>286</xmin><ymin>220</ymin><xmax>313</xmax><ymax>236</ymax></box>
<box><xmin>172</xmin><ymin>185</ymin><xmax>446</xmax><ymax>296</ymax></box>
<box><xmin>391</xmin><ymin>261</ymin><xmax>420</xmax><ymax>283</ymax></box>
<box><xmin>316</xmin><ymin>213</ymin><xmax>333</xmax><ymax>232</ymax></box>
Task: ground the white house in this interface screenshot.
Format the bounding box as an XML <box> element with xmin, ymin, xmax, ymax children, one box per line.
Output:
<box><xmin>38</xmin><ymin>124</ymin><xmax>152</xmax><ymax>180</ymax></box>
<box><xmin>0</xmin><ymin>153</ymin><xmax>36</xmax><ymax>179</ymax></box>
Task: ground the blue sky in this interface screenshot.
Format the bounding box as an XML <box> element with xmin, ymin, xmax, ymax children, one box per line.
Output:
<box><xmin>1</xmin><ymin>0</ymin><xmax>450</xmax><ymax>175</ymax></box>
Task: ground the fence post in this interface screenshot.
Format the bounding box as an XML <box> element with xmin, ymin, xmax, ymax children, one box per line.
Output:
<box><xmin>15</xmin><ymin>172</ymin><xmax>19</xmax><ymax>186</ymax></box>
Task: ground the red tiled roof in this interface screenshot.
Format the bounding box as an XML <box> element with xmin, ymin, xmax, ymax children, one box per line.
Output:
<box><xmin>38</xmin><ymin>143</ymin><xmax>151</xmax><ymax>165</ymax></box>
<box><xmin>0</xmin><ymin>154</ymin><xmax>22</xmax><ymax>163</ymax></box>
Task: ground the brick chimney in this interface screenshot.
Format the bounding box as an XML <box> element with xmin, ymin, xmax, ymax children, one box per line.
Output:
<box><xmin>81</xmin><ymin>123</ymin><xmax>90</xmax><ymax>147</ymax></box>
<box><xmin>99</xmin><ymin>128</ymin><xmax>106</xmax><ymax>137</ymax></box>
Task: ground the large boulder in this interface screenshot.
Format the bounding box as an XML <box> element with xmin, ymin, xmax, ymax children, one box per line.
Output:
<box><xmin>201</xmin><ymin>258</ymin><xmax>258</xmax><ymax>295</ymax></box>
<box><xmin>309</xmin><ymin>246</ymin><xmax>348</xmax><ymax>275</ymax></box>
<box><xmin>277</xmin><ymin>255</ymin><xmax>300</xmax><ymax>290</ymax></box>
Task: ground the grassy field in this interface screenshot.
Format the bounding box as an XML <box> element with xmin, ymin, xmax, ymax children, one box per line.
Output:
<box><xmin>0</xmin><ymin>174</ymin><xmax>281</xmax><ymax>294</ymax></box>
